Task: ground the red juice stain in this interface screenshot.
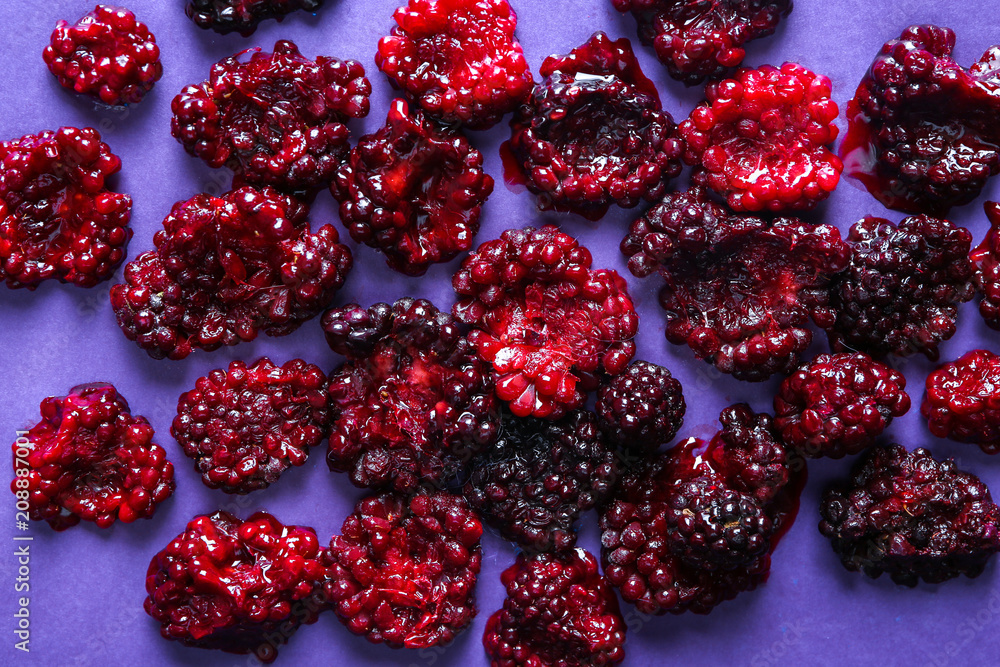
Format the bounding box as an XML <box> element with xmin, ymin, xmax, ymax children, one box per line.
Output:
<box><xmin>499</xmin><ymin>140</ymin><xmax>527</xmax><ymax>193</ymax></box>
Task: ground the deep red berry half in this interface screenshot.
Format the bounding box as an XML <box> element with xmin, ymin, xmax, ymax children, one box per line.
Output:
<box><xmin>111</xmin><ymin>186</ymin><xmax>352</xmax><ymax>360</ymax></box>
<box><xmin>972</xmin><ymin>202</ymin><xmax>1000</xmax><ymax>330</ymax></box>
<box><xmin>144</xmin><ymin>511</ymin><xmax>326</xmax><ymax>663</ymax></box>
<box><xmin>186</xmin><ymin>0</ymin><xmax>325</xmax><ymax>36</ymax></box>
<box><xmin>612</xmin><ymin>0</ymin><xmax>792</xmax><ymax>85</ymax></box>
<box><xmin>621</xmin><ymin>186</ymin><xmax>849</xmax><ymax>381</ymax></box>
<box><xmin>923</xmin><ymin>349</ymin><xmax>1000</xmax><ymax>453</ymax></box>
<box><xmin>321</xmin><ymin>490</ymin><xmax>483</xmax><ymax>648</ymax></box>
<box><xmin>43</xmin><ymin>5</ymin><xmax>161</xmax><ymax>106</ymax></box>
<box><xmin>508</xmin><ymin>32</ymin><xmax>683</xmax><ymax>220</ymax></box>
<box><xmin>841</xmin><ymin>25</ymin><xmax>1000</xmax><ymax>215</ymax></box>
<box><xmin>332</xmin><ymin>99</ymin><xmax>494</xmax><ymax>276</ymax></box>
<box><xmin>453</xmin><ymin>225</ymin><xmax>638</xmax><ymax>419</ymax></box>
<box><xmin>820</xmin><ymin>445</ymin><xmax>1000</xmax><ymax>586</ymax></box>
<box><xmin>324</xmin><ymin>298</ymin><xmax>499</xmax><ymax>492</ymax></box>
<box><xmin>172</xmin><ymin>357</ymin><xmax>329</xmax><ymax>494</ymax></box>
<box><xmin>0</xmin><ymin>127</ymin><xmax>131</xmax><ymax>289</ymax></box>
<box><xmin>171</xmin><ymin>40</ymin><xmax>371</xmax><ymax>194</ymax></box>
<box><xmin>775</xmin><ymin>352</ymin><xmax>910</xmax><ymax>459</ymax></box>
<box><xmin>464</xmin><ymin>410</ymin><xmax>618</xmax><ymax>553</ymax></box>
<box><xmin>484</xmin><ymin>549</ymin><xmax>626</xmax><ymax>667</ymax></box>
<box><xmin>377</xmin><ymin>0</ymin><xmax>532</xmax><ymax>130</ymax></box>
<box><xmin>827</xmin><ymin>215</ymin><xmax>974</xmax><ymax>360</ymax></box>
<box><xmin>679</xmin><ymin>63</ymin><xmax>841</xmax><ymax>212</ymax></box>
<box><xmin>11</xmin><ymin>383</ymin><xmax>174</xmax><ymax>531</ymax></box>
<box><xmin>596</xmin><ymin>360</ymin><xmax>685</xmax><ymax>454</ymax></box>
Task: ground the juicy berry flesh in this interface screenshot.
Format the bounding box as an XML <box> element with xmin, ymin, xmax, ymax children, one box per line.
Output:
<box><xmin>923</xmin><ymin>349</ymin><xmax>1000</xmax><ymax>454</ymax></box>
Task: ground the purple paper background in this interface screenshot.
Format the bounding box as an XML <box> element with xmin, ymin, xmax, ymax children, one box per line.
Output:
<box><xmin>3</xmin><ymin>1</ymin><xmax>1000</xmax><ymax>665</ymax></box>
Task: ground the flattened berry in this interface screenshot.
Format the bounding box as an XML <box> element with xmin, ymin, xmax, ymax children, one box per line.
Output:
<box><xmin>186</xmin><ymin>0</ymin><xmax>326</xmax><ymax>36</ymax></box>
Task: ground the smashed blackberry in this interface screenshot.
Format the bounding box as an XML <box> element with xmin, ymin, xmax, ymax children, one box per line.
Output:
<box><xmin>972</xmin><ymin>202</ymin><xmax>1000</xmax><ymax>330</ymax></box>
<box><xmin>12</xmin><ymin>383</ymin><xmax>174</xmax><ymax>531</ymax></box>
<box><xmin>841</xmin><ymin>25</ymin><xmax>1000</xmax><ymax>215</ymax></box>
<box><xmin>596</xmin><ymin>360</ymin><xmax>685</xmax><ymax>454</ymax></box>
<box><xmin>775</xmin><ymin>352</ymin><xmax>910</xmax><ymax>459</ymax></box>
<box><xmin>111</xmin><ymin>186</ymin><xmax>352</xmax><ymax>360</ymax></box>
<box><xmin>827</xmin><ymin>215</ymin><xmax>974</xmax><ymax>360</ymax></box>
<box><xmin>377</xmin><ymin>0</ymin><xmax>533</xmax><ymax>130</ymax></box>
<box><xmin>172</xmin><ymin>357</ymin><xmax>329</xmax><ymax>494</ymax></box>
<box><xmin>484</xmin><ymin>549</ymin><xmax>626</xmax><ymax>667</ymax></box>
<box><xmin>453</xmin><ymin>225</ymin><xmax>638</xmax><ymax>419</ymax></box>
<box><xmin>44</xmin><ymin>5</ymin><xmax>161</xmax><ymax>106</ymax></box>
<box><xmin>621</xmin><ymin>186</ymin><xmax>849</xmax><ymax>381</ymax></box>
<box><xmin>612</xmin><ymin>0</ymin><xmax>793</xmax><ymax>85</ymax></box>
<box><xmin>679</xmin><ymin>62</ymin><xmax>842</xmax><ymax>212</ymax></box>
<box><xmin>331</xmin><ymin>99</ymin><xmax>494</xmax><ymax>276</ymax></box>
<box><xmin>819</xmin><ymin>445</ymin><xmax>1000</xmax><ymax>586</ymax></box>
<box><xmin>463</xmin><ymin>410</ymin><xmax>618</xmax><ymax>553</ymax></box>
<box><xmin>600</xmin><ymin>404</ymin><xmax>797</xmax><ymax>614</ymax></box>
<box><xmin>186</xmin><ymin>0</ymin><xmax>325</xmax><ymax>36</ymax></box>
<box><xmin>0</xmin><ymin>127</ymin><xmax>131</xmax><ymax>289</ymax></box>
<box><xmin>321</xmin><ymin>489</ymin><xmax>483</xmax><ymax>648</ymax></box>
<box><xmin>171</xmin><ymin>40</ymin><xmax>371</xmax><ymax>194</ymax></box>
<box><xmin>144</xmin><ymin>511</ymin><xmax>326</xmax><ymax>663</ymax></box>
<box><xmin>324</xmin><ymin>298</ymin><xmax>500</xmax><ymax>492</ymax></box>
<box><xmin>508</xmin><ymin>32</ymin><xmax>683</xmax><ymax>220</ymax></box>
<box><xmin>923</xmin><ymin>349</ymin><xmax>1000</xmax><ymax>454</ymax></box>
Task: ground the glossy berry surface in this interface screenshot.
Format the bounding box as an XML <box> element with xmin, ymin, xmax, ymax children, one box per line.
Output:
<box><xmin>12</xmin><ymin>383</ymin><xmax>174</xmax><ymax>531</ymax></box>
<box><xmin>775</xmin><ymin>352</ymin><xmax>910</xmax><ymax>459</ymax></box>
<box><xmin>377</xmin><ymin>0</ymin><xmax>533</xmax><ymax>129</ymax></box>
<box><xmin>483</xmin><ymin>549</ymin><xmax>626</xmax><ymax>667</ymax></box>
<box><xmin>321</xmin><ymin>489</ymin><xmax>483</xmax><ymax>648</ymax></box>
<box><xmin>144</xmin><ymin>511</ymin><xmax>326</xmax><ymax>663</ymax></box>
<box><xmin>323</xmin><ymin>298</ymin><xmax>499</xmax><ymax>492</ymax></box>
<box><xmin>453</xmin><ymin>225</ymin><xmax>638</xmax><ymax>419</ymax></box>
<box><xmin>332</xmin><ymin>99</ymin><xmax>494</xmax><ymax>276</ymax></box>
<box><xmin>827</xmin><ymin>215</ymin><xmax>974</xmax><ymax>360</ymax></box>
<box><xmin>819</xmin><ymin>445</ymin><xmax>1000</xmax><ymax>586</ymax></box>
<box><xmin>621</xmin><ymin>186</ymin><xmax>849</xmax><ymax>381</ymax></box>
<box><xmin>172</xmin><ymin>357</ymin><xmax>329</xmax><ymax>494</ymax></box>
<box><xmin>679</xmin><ymin>62</ymin><xmax>842</xmax><ymax>212</ymax></box>
<box><xmin>0</xmin><ymin>127</ymin><xmax>131</xmax><ymax>289</ymax></box>
<box><xmin>596</xmin><ymin>360</ymin><xmax>685</xmax><ymax>454</ymax></box>
<box><xmin>171</xmin><ymin>40</ymin><xmax>371</xmax><ymax>194</ymax></box>
<box><xmin>44</xmin><ymin>5</ymin><xmax>162</xmax><ymax>106</ymax></box>
<box><xmin>464</xmin><ymin>410</ymin><xmax>618</xmax><ymax>553</ymax></box>
<box><xmin>111</xmin><ymin>186</ymin><xmax>352</xmax><ymax>360</ymax></box>
<box><xmin>923</xmin><ymin>349</ymin><xmax>1000</xmax><ymax>454</ymax></box>
<box><xmin>186</xmin><ymin>0</ymin><xmax>325</xmax><ymax>36</ymax></box>
<box><xmin>509</xmin><ymin>32</ymin><xmax>683</xmax><ymax>220</ymax></box>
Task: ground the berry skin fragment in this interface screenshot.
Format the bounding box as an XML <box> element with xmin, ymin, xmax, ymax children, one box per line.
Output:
<box><xmin>596</xmin><ymin>360</ymin><xmax>685</xmax><ymax>454</ymax></box>
<box><xmin>332</xmin><ymin>99</ymin><xmax>494</xmax><ymax>276</ymax></box>
<box><xmin>11</xmin><ymin>383</ymin><xmax>174</xmax><ymax>531</ymax></box>
<box><xmin>819</xmin><ymin>445</ymin><xmax>1000</xmax><ymax>586</ymax></box>
<box><xmin>922</xmin><ymin>349</ymin><xmax>1000</xmax><ymax>454</ymax></box>
<box><xmin>186</xmin><ymin>0</ymin><xmax>326</xmax><ymax>36</ymax></box>
<box><xmin>453</xmin><ymin>225</ymin><xmax>638</xmax><ymax>419</ymax></box>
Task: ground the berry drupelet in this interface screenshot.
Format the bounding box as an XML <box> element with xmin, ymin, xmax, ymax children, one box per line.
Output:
<box><xmin>508</xmin><ymin>32</ymin><xmax>683</xmax><ymax>220</ymax></box>
<box><xmin>484</xmin><ymin>549</ymin><xmax>626</xmax><ymax>667</ymax></box>
<box><xmin>331</xmin><ymin>99</ymin><xmax>494</xmax><ymax>276</ymax></box>
<box><xmin>775</xmin><ymin>352</ymin><xmax>910</xmax><ymax>459</ymax></box>
<box><xmin>0</xmin><ymin>127</ymin><xmax>131</xmax><ymax>289</ymax></box>
<box><xmin>819</xmin><ymin>445</ymin><xmax>1000</xmax><ymax>586</ymax></box>
<box><xmin>923</xmin><ymin>349</ymin><xmax>1000</xmax><ymax>453</ymax></box>
<box><xmin>144</xmin><ymin>511</ymin><xmax>327</xmax><ymax>663</ymax></box>
<box><xmin>453</xmin><ymin>225</ymin><xmax>638</xmax><ymax>419</ymax></box>
<box><xmin>186</xmin><ymin>0</ymin><xmax>326</xmax><ymax>36</ymax></box>
<box><xmin>596</xmin><ymin>360</ymin><xmax>685</xmax><ymax>454</ymax></box>
<box><xmin>323</xmin><ymin>298</ymin><xmax>500</xmax><ymax>492</ymax></box>
<box><xmin>12</xmin><ymin>383</ymin><xmax>174</xmax><ymax>531</ymax></box>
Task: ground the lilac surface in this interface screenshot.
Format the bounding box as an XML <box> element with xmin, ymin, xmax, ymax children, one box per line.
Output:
<box><xmin>3</xmin><ymin>0</ymin><xmax>1000</xmax><ymax>665</ymax></box>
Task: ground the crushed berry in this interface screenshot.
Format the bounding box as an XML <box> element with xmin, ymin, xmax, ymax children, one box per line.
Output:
<box><xmin>332</xmin><ymin>99</ymin><xmax>494</xmax><ymax>276</ymax></box>
<box><xmin>323</xmin><ymin>298</ymin><xmax>500</xmax><ymax>492</ymax></box>
<box><xmin>775</xmin><ymin>352</ymin><xmax>910</xmax><ymax>459</ymax></box>
<box><xmin>820</xmin><ymin>445</ymin><xmax>1000</xmax><ymax>586</ymax></box>
<box><xmin>0</xmin><ymin>127</ymin><xmax>131</xmax><ymax>289</ymax></box>
<box><xmin>171</xmin><ymin>40</ymin><xmax>371</xmax><ymax>194</ymax></box>
<box><xmin>621</xmin><ymin>186</ymin><xmax>849</xmax><ymax>381</ymax></box>
<box><xmin>186</xmin><ymin>0</ymin><xmax>325</xmax><ymax>36</ymax></box>
<box><xmin>321</xmin><ymin>489</ymin><xmax>483</xmax><ymax>648</ymax></box>
<box><xmin>596</xmin><ymin>360</ymin><xmax>685</xmax><ymax>454</ymax></box>
<box><xmin>144</xmin><ymin>511</ymin><xmax>326</xmax><ymax>663</ymax></box>
<box><xmin>11</xmin><ymin>383</ymin><xmax>174</xmax><ymax>531</ymax></box>
<box><xmin>377</xmin><ymin>0</ymin><xmax>533</xmax><ymax>129</ymax></box>
<box><xmin>508</xmin><ymin>31</ymin><xmax>683</xmax><ymax>220</ymax></box>
<box><xmin>923</xmin><ymin>349</ymin><xmax>1000</xmax><ymax>454</ymax></box>
<box><xmin>483</xmin><ymin>548</ymin><xmax>626</xmax><ymax>667</ymax></box>
<box><xmin>453</xmin><ymin>225</ymin><xmax>638</xmax><ymax>419</ymax></box>
<box><xmin>972</xmin><ymin>201</ymin><xmax>1000</xmax><ymax>330</ymax></box>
